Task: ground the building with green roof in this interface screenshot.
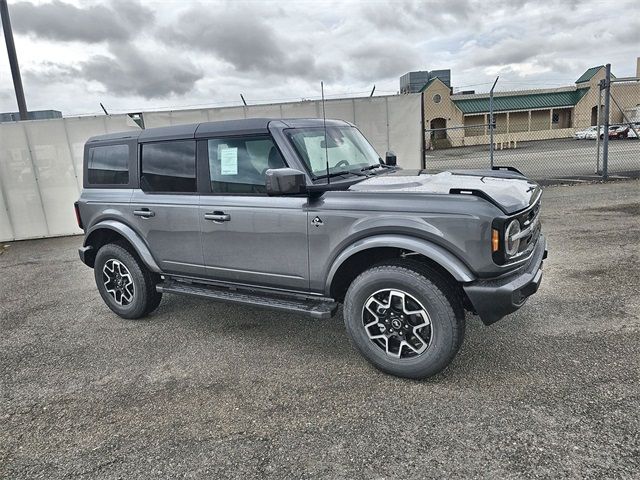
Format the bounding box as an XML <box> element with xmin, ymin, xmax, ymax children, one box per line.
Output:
<box><xmin>414</xmin><ymin>61</ymin><xmax>639</xmax><ymax>148</ymax></box>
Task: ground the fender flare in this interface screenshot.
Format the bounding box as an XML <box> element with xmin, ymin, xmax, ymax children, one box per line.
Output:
<box><xmin>84</xmin><ymin>220</ymin><xmax>161</xmax><ymax>273</ymax></box>
<box><xmin>324</xmin><ymin>234</ymin><xmax>476</xmax><ymax>294</ymax></box>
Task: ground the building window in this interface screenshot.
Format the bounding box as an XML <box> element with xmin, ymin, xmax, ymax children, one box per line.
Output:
<box><xmin>552</xmin><ymin>112</ymin><xmax>559</xmax><ymax>124</ymax></box>
<box><xmin>432</xmin><ymin>94</ymin><xmax>442</xmax><ymax>104</ymax></box>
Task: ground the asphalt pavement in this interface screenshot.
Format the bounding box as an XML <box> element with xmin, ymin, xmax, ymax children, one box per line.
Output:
<box><xmin>1</xmin><ymin>180</ymin><xmax>639</xmax><ymax>479</ymax></box>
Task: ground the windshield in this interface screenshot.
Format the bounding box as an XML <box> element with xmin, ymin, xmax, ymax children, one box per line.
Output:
<box><xmin>286</xmin><ymin>126</ymin><xmax>381</xmax><ymax>178</ymax></box>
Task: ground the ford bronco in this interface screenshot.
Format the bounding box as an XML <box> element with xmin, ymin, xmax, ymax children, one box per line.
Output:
<box><xmin>76</xmin><ymin>118</ymin><xmax>546</xmax><ymax>379</ymax></box>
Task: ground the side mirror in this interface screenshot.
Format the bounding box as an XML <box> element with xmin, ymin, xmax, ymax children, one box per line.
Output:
<box><xmin>265</xmin><ymin>168</ymin><xmax>307</xmax><ymax>196</ymax></box>
<box><xmin>385</xmin><ymin>151</ymin><xmax>397</xmax><ymax>166</ymax></box>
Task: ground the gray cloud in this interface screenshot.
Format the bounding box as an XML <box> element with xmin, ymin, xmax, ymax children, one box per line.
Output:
<box><xmin>26</xmin><ymin>43</ymin><xmax>202</xmax><ymax>99</ymax></box>
<box><xmin>361</xmin><ymin>0</ymin><xmax>476</xmax><ymax>32</ymax></box>
<box><xmin>162</xmin><ymin>7</ymin><xmax>342</xmax><ymax>82</ymax></box>
<box><xmin>10</xmin><ymin>0</ymin><xmax>154</xmax><ymax>43</ymax></box>
<box><xmin>348</xmin><ymin>41</ymin><xmax>421</xmax><ymax>82</ymax></box>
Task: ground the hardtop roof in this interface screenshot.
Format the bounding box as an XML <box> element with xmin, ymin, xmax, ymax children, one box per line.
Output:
<box><xmin>86</xmin><ymin>117</ymin><xmax>352</xmax><ymax>144</ymax></box>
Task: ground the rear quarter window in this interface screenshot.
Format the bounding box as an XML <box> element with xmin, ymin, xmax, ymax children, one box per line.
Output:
<box><xmin>87</xmin><ymin>144</ymin><xmax>129</xmax><ymax>185</ymax></box>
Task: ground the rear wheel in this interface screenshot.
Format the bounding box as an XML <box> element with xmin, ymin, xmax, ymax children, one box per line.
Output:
<box><xmin>94</xmin><ymin>243</ymin><xmax>162</xmax><ymax>319</ymax></box>
<box><xmin>343</xmin><ymin>260</ymin><xmax>465</xmax><ymax>379</ymax></box>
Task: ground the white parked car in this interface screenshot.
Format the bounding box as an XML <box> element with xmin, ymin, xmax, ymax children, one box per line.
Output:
<box><xmin>574</xmin><ymin>126</ymin><xmax>598</xmax><ymax>139</ymax></box>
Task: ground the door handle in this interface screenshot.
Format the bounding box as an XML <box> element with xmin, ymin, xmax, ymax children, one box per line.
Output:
<box><xmin>204</xmin><ymin>212</ymin><xmax>231</xmax><ymax>223</ymax></box>
<box><xmin>133</xmin><ymin>208</ymin><xmax>155</xmax><ymax>218</ymax></box>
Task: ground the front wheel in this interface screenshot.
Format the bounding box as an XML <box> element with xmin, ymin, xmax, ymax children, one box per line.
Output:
<box><xmin>94</xmin><ymin>243</ymin><xmax>162</xmax><ymax>319</ymax></box>
<box><xmin>343</xmin><ymin>261</ymin><xmax>465</xmax><ymax>379</ymax></box>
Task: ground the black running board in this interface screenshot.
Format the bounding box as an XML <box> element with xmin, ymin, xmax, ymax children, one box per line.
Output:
<box><xmin>156</xmin><ymin>280</ymin><xmax>338</xmax><ymax>319</ymax></box>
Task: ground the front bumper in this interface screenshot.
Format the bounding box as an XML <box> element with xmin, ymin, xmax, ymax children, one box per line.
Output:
<box><xmin>463</xmin><ymin>235</ymin><xmax>547</xmax><ymax>325</ymax></box>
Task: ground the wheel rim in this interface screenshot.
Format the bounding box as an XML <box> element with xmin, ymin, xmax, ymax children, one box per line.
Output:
<box><xmin>102</xmin><ymin>259</ymin><xmax>135</xmax><ymax>306</ymax></box>
<box><xmin>362</xmin><ymin>289</ymin><xmax>432</xmax><ymax>359</ymax></box>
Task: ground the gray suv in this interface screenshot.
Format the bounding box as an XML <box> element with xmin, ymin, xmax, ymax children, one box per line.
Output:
<box><xmin>76</xmin><ymin>118</ymin><xmax>546</xmax><ymax>379</ymax></box>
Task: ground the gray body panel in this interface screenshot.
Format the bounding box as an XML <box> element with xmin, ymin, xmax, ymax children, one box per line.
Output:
<box><xmin>307</xmin><ymin>191</ymin><xmax>501</xmax><ymax>293</ymax></box>
<box><xmin>199</xmin><ymin>195</ymin><xmax>309</xmax><ymax>290</ymax></box>
<box><xmin>349</xmin><ymin>170</ymin><xmax>540</xmax><ymax>214</ymax></box>
<box><xmin>129</xmin><ymin>190</ymin><xmax>203</xmax><ymax>276</ymax></box>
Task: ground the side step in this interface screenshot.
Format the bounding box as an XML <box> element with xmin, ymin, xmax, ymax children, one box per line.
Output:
<box><xmin>156</xmin><ymin>280</ymin><xmax>338</xmax><ymax>319</ymax></box>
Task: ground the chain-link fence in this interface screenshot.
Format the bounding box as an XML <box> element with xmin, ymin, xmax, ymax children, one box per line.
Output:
<box><xmin>424</xmin><ymin>124</ymin><xmax>606</xmax><ymax>180</ymax></box>
<box><xmin>598</xmin><ymin>73</ymin><xmax>640</xmax><ymax>177</ymax></box>
<box><xmin>424</xmin><ymin>66</ymin><xmax>640</xmax><ymax>182</ymax></box>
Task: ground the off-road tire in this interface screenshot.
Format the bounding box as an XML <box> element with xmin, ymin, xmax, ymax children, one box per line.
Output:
<box><xmin>343</xmin><ymin>259</ymin><xmax>465</xmax><ymax>379</ymax></box>
<box><xmin>94</xmin><ymin>242</ymin><xmax>162</xmax><ymax>319</ymax></box>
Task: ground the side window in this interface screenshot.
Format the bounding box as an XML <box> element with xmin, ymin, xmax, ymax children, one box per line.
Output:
<box><xmin>140</xmin><ymin>140</ymin><xmax>196</xmax><ymax>193</ymax></box>
<box><xmin>87</xmin><ymin>144</ymin><xmax>129</xmax><ymax>185</ymax></box>
<box><xmin>208</xmin><ymin>136</ymin><xmax>285</xmax><ymax>194</ymax></box>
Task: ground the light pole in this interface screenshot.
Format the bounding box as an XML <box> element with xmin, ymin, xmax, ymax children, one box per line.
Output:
<box><xmin>1</xmin><ymin>0</ymin><xmax>28</xmax><ymax>120</ymax></box>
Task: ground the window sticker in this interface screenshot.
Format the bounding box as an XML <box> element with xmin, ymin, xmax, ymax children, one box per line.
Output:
<box><xmin>220</xmin><ymin>147</ymin><xmax>238</xmax><ymax>175</ymax></box>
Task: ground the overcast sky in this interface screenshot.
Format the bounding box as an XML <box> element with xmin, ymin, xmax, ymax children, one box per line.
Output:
<box><xmin>0</xmin><ymin>0</ymin><xmax>638</xmax><ymax>116</ymax></box>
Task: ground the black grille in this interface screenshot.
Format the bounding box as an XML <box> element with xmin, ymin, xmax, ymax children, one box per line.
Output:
<box><xmin>515</xmin><ymin>199</ymin><xmax>542</xmax><ymax>255</ymax></box>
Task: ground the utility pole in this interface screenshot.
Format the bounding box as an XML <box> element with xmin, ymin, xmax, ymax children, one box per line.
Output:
<box><xmin>489</xmin><ymin>76</ymin><xmax>499</xmax><ymax>168</ymax></box>
<box><xmin>1</xmin><ymin>0</ymin><xmax>28</xmax><ymax>120</ymax></box>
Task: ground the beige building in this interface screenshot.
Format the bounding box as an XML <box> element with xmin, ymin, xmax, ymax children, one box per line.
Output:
<box><xmin>420</xmin><ymin>60</ymin><xmax>640</xmax><ymax>148</ymax></box>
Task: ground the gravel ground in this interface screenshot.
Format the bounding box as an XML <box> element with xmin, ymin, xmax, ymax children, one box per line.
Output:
<box><xmin>1</xmin><ymin>180</ymin><xmax>639</xmax><ymax>479</ymax></box>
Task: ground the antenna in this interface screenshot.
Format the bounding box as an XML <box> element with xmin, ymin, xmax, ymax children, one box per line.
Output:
<box><xmin>100</xmin><ymin>102</ymin><xmax>109</xmax><ymax>115</ymax></box>
<box><xmin>321</xmin><ymin>81</ymin><xmax>330</xmax><ymax>184</ymax></box>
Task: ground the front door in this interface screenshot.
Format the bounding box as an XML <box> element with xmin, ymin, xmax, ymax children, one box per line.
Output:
<box><xmin>129</xmin><ymin>139</ymin><xmax>204</xmax><ymax>276</ymax></box>
<box><xmin>199</xmin><ymin>135</ymin><xmax>309</xmax><ymax>290</ymax></box>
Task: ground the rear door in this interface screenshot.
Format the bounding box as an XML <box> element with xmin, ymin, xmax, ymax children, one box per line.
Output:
<box><xmin>198</xmin><ymin>135</ymin><xmax>309</xmax><ymax>290</ymax></box>
<box><xmin>129</xmin><ymin>139</ymin><xmax>204</xmax><ymax>276</ymax></box>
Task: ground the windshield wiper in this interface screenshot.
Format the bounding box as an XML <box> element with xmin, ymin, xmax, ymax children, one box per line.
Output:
<box><xmin>313</xmin><ymin>170</ymin><xmax>367</xmax><ymax>180</ymax></box>
<box><xmin>360</xmin><ymin>164</ymin><xmax>382</xmax><ymax>172</ymax></box>
<box><xmin>361</xmin><ymin>163</ymin><xmax>396</xmax><ymax>173</ymax></box>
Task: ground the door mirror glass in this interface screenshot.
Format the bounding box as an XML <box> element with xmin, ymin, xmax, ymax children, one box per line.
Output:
<box><xmin>385</xmin><ymin>151</ymin><xmax>397</xmax><ymax>166</ymax></box>
<box><xmin>265</xmin><ymin>168</ymin><xmax>307</xmax><ymax>196</ymax></box>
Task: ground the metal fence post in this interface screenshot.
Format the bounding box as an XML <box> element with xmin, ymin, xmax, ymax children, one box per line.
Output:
<box><xmin>595</xmin><ymin>87</ymin><xmax>602</xmax><ymax>173</ymax></box>
<box><xmin>489</xmin><ymin>76</ymin><xmax>499</xmax><ymax>169</ymax></box>
<box><xmin>602</xmin><ymin>64</ymin><xmax>611</xmax><ymax>180</ymax></box>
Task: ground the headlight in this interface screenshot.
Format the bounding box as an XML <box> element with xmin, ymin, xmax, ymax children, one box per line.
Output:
<box><xmin>505</xmin><ymin>219</ymin><xmax>521</xmax><ymax>256</ymax></box>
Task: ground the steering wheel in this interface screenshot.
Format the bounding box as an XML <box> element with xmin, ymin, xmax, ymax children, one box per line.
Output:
<box><xmin>335</xmin><ymin>160</ymin><xmax>350</xmax><ymax>168</ymax></box>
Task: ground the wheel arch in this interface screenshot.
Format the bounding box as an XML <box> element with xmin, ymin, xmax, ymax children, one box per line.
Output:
<box><xmin>326</xmin><ymin>235</ymin><xmax>475</xmax><ymax>301</ymax></box>
<box><xmin>82</xmin><ymin>220</ymin><xmax>161</xmax><ymax>273</ymax></box>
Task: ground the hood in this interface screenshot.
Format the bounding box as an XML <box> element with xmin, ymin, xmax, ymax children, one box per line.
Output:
<box><xmin>349</xmin><ymin>169</ymin><xmax>540</xmax><ymax>214</ymax></box>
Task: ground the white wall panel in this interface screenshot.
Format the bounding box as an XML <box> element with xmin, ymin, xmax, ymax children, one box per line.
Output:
<box><xmin>64</xmin><ymin>116</ymin><xmax>109</xmax><ymax>189</ymax></box>
<box><xmin>0</xmin><ymin>122</ymin><xmax>48</xmax><ymax>240</ymax></box>
<box><xmin>281</xmin><ymin>102</ymin><xmax>318</xmax><ymax>118</ymax></box>
<box><xmin>104</xmin><ymin>114</ymin><xmax>141</xmax><ymax>133</ymax></box>
<box><xmin>388</xmin><ymin>94</ymin><xmax>423</xmax><ymax>169</ymax></box>
<box><xmin>324</xmin><ymin>99</ymin><xmax>356</xmax><ymax>123</ymax></box>
<box><xmin>168</xmin><ymin>109</ymin><xmax>208</xmax><ymax>125</ymax></box>
<box><xmin>354</xmin><ymin>97</ymin><xmax>390</xmax><ymax>158</ymax></box>
<box><xmin>141</xmin><ymin>112</ymin><xmax>173</xmax><ymax>128</ymax></box>
<box><xmin>206</xmin><ymin>106</ymin><xmax>246</xmax><ymax>121</ymax></box>
<box><xmin>24</xmin><ymin>120</ymin><xmax>82</xmax><ymax>236</ymax></box>
<box><xmin>0</xmin><ymin>173</ymin><xmax>14</xmax><ymax>242</ymax></box>
<box><xmin>245</xmin><ymin>104</ymin><xmax>282</xmax><ymax>118</ymax></box>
